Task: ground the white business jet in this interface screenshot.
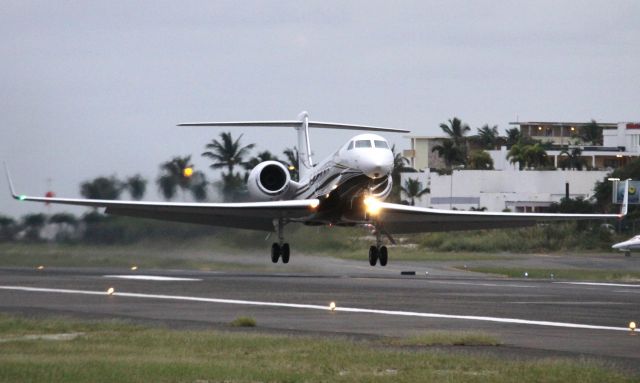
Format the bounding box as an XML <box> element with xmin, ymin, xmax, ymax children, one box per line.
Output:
<box><xmin>6</xmin><ymin>112</ymin><xmax>629</xmax><ymax>266</ymax></box>
<box><xmin>612</xmin><ymin>235</ymin><xmax>640</xmax><ymax>257</ymax></box>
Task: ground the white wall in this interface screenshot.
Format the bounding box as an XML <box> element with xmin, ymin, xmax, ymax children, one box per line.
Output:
<box><xmin>407</xmin><ymin>170</ymin><xmax>608</xmax><ymax>211</ymax></box>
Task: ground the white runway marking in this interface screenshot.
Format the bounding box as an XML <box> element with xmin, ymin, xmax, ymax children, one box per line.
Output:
<box><xmin>103</xmin><ymin>275</ymin><xmax>202</xmax><ymax>282</ymax></box>
<box><xmin>554</xmin><ymin>282</ymin><xmax>640</xmax><ymax>288</ymax></box>
<box><xmin>0</xmin><ymin>285</ymin><xmax>629</xmax><ymax>332</ymax></box>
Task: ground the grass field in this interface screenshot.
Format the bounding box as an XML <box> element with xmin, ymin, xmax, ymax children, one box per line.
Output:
<box><xmin>458</xmin><ymin>266</ymin><xmax>640</xmax><ymax>282</ymax></box>
<box><xmin>0</xmin><ymin>315</ymin><xmax>634</xmax><ymax>382</ymax></box>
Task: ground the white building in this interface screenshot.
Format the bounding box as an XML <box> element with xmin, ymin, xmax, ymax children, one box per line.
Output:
<box><xmin>399</xmin><ymin>120</ymin><xmax>640</xmax><ymax>211</ymax></box>
<box><xmin>401</xmin><ymin>169</ymin><xmax>608</xmax><ymax>212</ymax></box>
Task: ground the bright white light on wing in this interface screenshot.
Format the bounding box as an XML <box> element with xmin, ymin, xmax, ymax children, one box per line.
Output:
<box><xmin>329</xmin><ymin>302</ymin><xmax>336</xmax><ymax>311</ymax></box>
<box><xmin>364</xmin><ymin>196</ymin><xmax>382</xmax><ymax>215</ymax></box>
<box><xmin>630</xmin><ymin>321</ymin><xmax>636</xmax><ymax>333</ymax></box>
<box><xmin>106</xmin><ymin>287</ymin><xmax>115</xmax><ymax>295</ymax></box>
<box><xmin>310</xmin><ymin>200</ymin><xmax>319</xmax><ymax>209</ymax></box>
<box><xmin>130</xmin><ymin>266</ymin><xmax>138</xmax><ymax>271</ymax></box>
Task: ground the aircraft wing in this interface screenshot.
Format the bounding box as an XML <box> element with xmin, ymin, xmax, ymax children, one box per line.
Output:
<box><xmin>6</xmin><ymin>171</ymin><xmax>318</xmax><ymax>231</ymax></box>
<box><xmin>376</xmin><ymin>202</ymin><xmax>624</xmax><ymax>234</ymax></box>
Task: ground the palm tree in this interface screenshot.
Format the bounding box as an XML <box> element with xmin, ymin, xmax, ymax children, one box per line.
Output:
<box><xmin>439</xmin><ymin>117</ymin><xmax>470</xmax><ymax>147</ymax></box>
<box><xmin>22</xmin><ymin>213</ymin><xmax>46</xmax><ymax>241</ymax></box>
<box><xmin>0</xmin><ymin>215</ymin><xmax>17</xmax><ymax>241</ymax></box>
<box><xmin>283</xmin><ymin>147</ymin><xmax>299</xmax><ymax>181</ymax></box>
<box><xmin>80</xmin><ymin>176</ymin><xmax>123</xmax><ymax>200</ymax></box>
<box><xmin>559</xmin><ymin>147</ymin><xmax>585</xmax><ymax>170</ymax></box>
<box><xmin>202</xmin><ymin>132</ymin><xmax>255</xmax><ymax>176</ymax></box>
<box><xmin>401</xmin><ymin>178</ymin><xmax>430</xmax><ymax>206</ymax></box>
<box><xmin>156</xmin><ymin>155</ymin><xmax>196</xmax><ymax>200</ymax></box>
<box><xmin>580</xmin><ymin>119</ymin><xmax>603</xmax><ymax>145</ymax></box>
<box><xmin>476</xmin><ymin>124</ymin><xmax>499</xmax><ymax>150</ymax></box>
<box><xmin>505</xmin><ymin>127</ymin><xmax>521</xmax><ymax>147</ymax></box>
<box><xmin>188</xmin><ymin>171</ymin><xmax>209</xmax><ymax>202</ymax></box>
<box><xmin>507</xmin><ymin>142</ymin><xmax>526</xmax><ymax>169</ymax></box>
<box><xmin>389</xmin><ymin>145</ymin><xmax>414</xmax><ymax>202</ymax></box>
<box><xmin>468</xmin><ymin>150</ymin><xmax>494</xmax><ymax>170</ymax></box>
<box><xmin>124</xmin><ymin>174</ymin><xmax>147</xmax><ymax>200</ymax></box>
<box><xmin>524</xmin><ymin>143</ymin><xmax>548</xmax><ymax>169</ymax></box>
<box><xmin>432</xmin><ymin>139</ymin><xmax>464</xmax><ymax>169</ymax></box>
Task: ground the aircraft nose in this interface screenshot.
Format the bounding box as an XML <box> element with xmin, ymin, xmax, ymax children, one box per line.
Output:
<box><xmin>362</xmin><ymin>152</ymin><xmax>393</xmax><ymax>179</ymax></box>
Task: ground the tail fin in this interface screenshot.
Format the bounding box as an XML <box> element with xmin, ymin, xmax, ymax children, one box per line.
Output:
<box><xmin>179</xmin><ymin>111</ymin><xmax>410</xmax><ymax>180</ymax></box>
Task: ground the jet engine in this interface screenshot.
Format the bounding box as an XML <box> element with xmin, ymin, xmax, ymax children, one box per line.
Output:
<box><xmin>247</xmin><ymin>161</ymin><xmax>292</xmax><ymax>201</ymax></box>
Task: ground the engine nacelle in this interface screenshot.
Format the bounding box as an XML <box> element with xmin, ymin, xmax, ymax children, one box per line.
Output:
<box><xmin>247</xmin><ymin>161</ymin><xmax>291</xmax><ymax>201</ymax></box>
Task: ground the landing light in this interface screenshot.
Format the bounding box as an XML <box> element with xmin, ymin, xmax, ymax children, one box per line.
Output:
<box><xmin>183</xmin><ymin>167</ymin><xmax>194</xmax><ymax>178</ymax></box>
<box><xmin>329</xmin><ymin>302</ymin><xmax>336</xmax><ymax>311</ymax></box>
<box><xmin>36</xmin><ymin>265</ymin><xmax>44</xmax><ymax>271</ymax></box>
<box><xmin>630</xmin><ymin>321</ymin><xmax>636</xmax><ymax>334</ymax></box>
<box><xmin>130</xmin><ymin>266</ymin><xmax>138</xmax><ymax>271</ymax></box>
<box><xmin>288</xmin><ymin>165</ymin><xmax>295</xmax><ymax>171</ymax></box>
<box><xmin>310</xmin><ymin>200</ymin><xmax>319</xmax><ymax>209</ymax></box>
<box><xmin>364</xmin><ymin>196</ymin><xmax>382</xmax><ymax>215</ymax></box>
<box><xmin>106</xmin><ymin>287</ymin><xmax>115</xmax><ymax>295</ymax></box>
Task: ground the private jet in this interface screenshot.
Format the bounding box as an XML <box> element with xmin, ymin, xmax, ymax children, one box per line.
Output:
<box><xmin>6</xmin><ymin>112</ymin><xmax>629</xmax><ymax>266</ymax></box>
<box><xmin>612</xmin><ymin>235</ymin><xmax>640</xmax><ymax>257</ymax></box>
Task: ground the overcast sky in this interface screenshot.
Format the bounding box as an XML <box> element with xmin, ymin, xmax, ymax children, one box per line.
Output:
<box><xmin>1</xmin><ymin>1</ymin><xmax>639</xmax><ymax>216</ymax></box>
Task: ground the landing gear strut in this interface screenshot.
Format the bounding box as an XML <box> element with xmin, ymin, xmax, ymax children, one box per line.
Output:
<box><xmin>271</xmin><ymin>219</ymin><xmax>290</xmax><ymax>264</ymax></box>
<box><xmin>368</xmin><ymin>228</ymin><xmax>388</xmax><ymax>266</ymax></box>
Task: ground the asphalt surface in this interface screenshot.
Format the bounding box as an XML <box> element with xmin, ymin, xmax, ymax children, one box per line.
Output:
<box><xmin>1</xmin><ymin>257</ymin><xmax>640</xmax><ymax>372</ymax></box>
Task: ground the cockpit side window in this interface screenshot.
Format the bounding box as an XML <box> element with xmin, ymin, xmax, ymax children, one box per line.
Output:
<box><xmin>355</xmin><ymin>140</ymin><xmax>372</xmax><ymax>148</ymax></box>
<box><xmin>374</xmin><ymin>140</ymin><xmax>389</xmax><ymax>149</ymax></box>
<box><xmin>347</xmin><ymin>141</ymin><xmax>354</xmax><ymax>150</ymax></box>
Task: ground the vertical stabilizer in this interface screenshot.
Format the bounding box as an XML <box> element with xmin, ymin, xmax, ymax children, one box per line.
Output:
<box><xmin>296</xmin><ymin>111</ymin><xmax>313</xmax><ymax>179</ymax></box>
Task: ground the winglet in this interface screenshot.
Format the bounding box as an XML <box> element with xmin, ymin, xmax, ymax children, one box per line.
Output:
<box><xmin>3</xmin><ymin>162</ymin><xmax>20</xmax><ymax>200</ymax></box>
<box><xmin>620</xmin><ymin>179</ymin><xmax>629</xmax><ymax>217</ymax></box>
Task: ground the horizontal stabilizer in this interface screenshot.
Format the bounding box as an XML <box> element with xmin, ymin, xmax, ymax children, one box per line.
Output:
<box><xmin>178</xmin><ymin>120</ymin><xmax>410</xmax><ymax>133</ymax></box>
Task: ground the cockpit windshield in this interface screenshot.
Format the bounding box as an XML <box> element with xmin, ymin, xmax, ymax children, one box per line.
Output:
<box><xmin>355</xmin><ymin>140</ymin><xmax>372</xmax><ymax>148</ymax></box>
<box><xmin>374</xmin><ymin>140</ymin><xmax>389</xmax><ymax>149</ymax></box>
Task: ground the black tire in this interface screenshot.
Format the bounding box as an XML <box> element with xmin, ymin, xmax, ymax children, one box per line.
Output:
<box><xmin>281</xmin><ymin>243</ymin><xmax>290</xmax><ymax>264</ymax></box>
<box><xmin>379</xmin><ymin>246</ymin><xmax>388</xmax><ymax>266</ymax></box>
<box><xmin>368</xmin><ymin>246</ymin><xmax>378</xmax><ymax>266</ymax></box>
<box><xmin>271</xmin><ymin>243</ymin><xmax>280</xmax><ymax>263</ymax></box>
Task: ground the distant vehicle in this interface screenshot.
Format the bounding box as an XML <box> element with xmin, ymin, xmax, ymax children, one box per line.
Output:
<box><xmin>6</xmin><ymin>112</ymin><xmax>629</xmax><ymax>266</ymax></box>
<box><xmin>612</xmin><ymin>235</ymin><xmax>640</xmax><ymax>257</ymax></box>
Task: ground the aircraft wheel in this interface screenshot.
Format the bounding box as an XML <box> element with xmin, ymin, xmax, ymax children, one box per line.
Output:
<box><xmin>379</xmin><ymin>246</ymin><xmax>388</xmax><ymax>266</ymax></box>
<box><xmin>271</xmin><ymin>243</ymin><xmax>280</xmax><ymax>263</ymax></box>
<box><xmin>368</xmin><ymin>246</ymin><xmax>378</xmax><ymax>266</ymax></box>
<box><xmin>281</xmin><ymin>243</ymin><xmax>290</xmax><ymax>264</ymax></box>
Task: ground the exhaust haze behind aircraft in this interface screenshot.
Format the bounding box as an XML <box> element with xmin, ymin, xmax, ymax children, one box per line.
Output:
<box><xmin>6</xmin><ymin>112</ymin><xmax>629</xmax><ymax>266</ymax></box>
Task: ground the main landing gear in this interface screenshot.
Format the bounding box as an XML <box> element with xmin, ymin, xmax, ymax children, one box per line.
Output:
<box><xmin>271</xmin><ymin>218</ymin><xmax>290</xmax><ymax>264</ymax></box>
<box><xmin>368</xmin><ymin>245</ymin><xmax>388</xmax><ymax>266</ymax></box>
<box><xmin>368</xmin><ymin>228</ymin><xmax>388</xmax><ymax>266</ymax></box>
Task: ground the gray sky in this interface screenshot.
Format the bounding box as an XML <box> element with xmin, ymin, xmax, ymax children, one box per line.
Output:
<box><xmin>1</xmin><ymin>1</ymin><xmax>639</xmax><ymax>217</ymax></box>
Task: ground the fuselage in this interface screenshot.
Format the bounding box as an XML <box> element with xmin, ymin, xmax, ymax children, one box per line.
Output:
<box><xmin>288</xmin><ymin>133</ymin><xmax>394</xmax><ymax>224</ymax></box>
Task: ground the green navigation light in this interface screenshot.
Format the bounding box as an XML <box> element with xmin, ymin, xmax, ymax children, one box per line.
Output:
<box><xmin>18</xmin><ymin>195</ymin><xmax>26</xmax><ymax>201</ymax></box>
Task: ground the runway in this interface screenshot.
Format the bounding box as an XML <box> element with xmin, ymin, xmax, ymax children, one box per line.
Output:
<box><xmin>1</xmin><ymin>265</ymin><xmax>639</xmax><ymax>368</ymax></box>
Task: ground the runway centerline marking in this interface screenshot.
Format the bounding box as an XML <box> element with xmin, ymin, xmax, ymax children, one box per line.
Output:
<box><xmin>0</xmin><ymin>285</ymin><xmax>629</xmax><ymax>333</ymax></box>
<box><xmin>103</xmin><ymin>275</ymin><xmax>202</xmax><ymax>282</ymax></box>
<box><xmin>554</xmin><ymin>282</ymin><xmax>640</xmax><ymax>288</ymax></box>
